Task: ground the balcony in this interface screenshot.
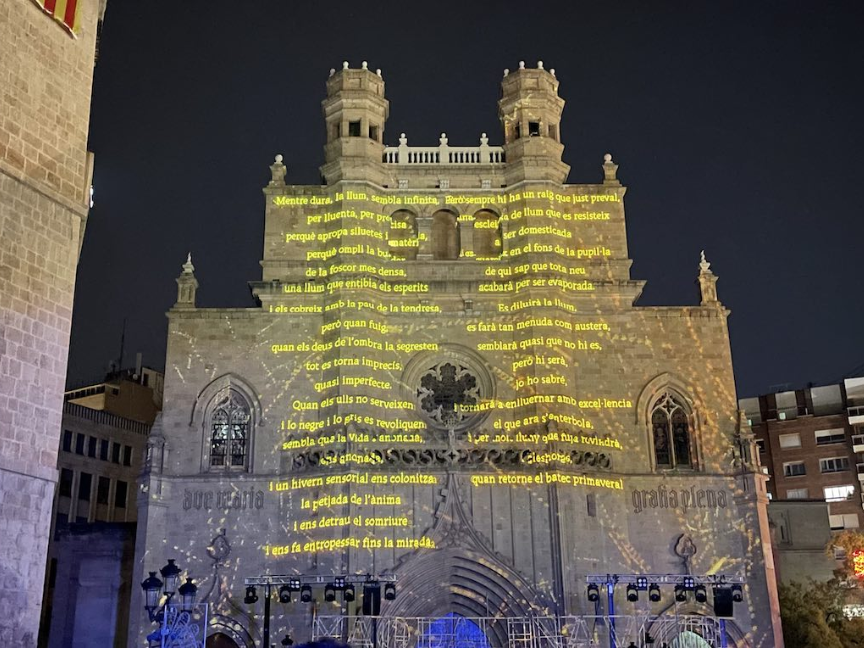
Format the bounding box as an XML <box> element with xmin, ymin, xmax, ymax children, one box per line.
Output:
<box><xmin>383</xmin><ymin>133</ymin><xmax>505</xmax><ymax>166</ymax></box>
<box><xmin>849</xmin><ymin>405</ymin><xmax>864</xmax><ymax>426</ymax></box>
<box><xmin>857</xmin><ymin>463</ymin><xmax>864</xmax><ymax>481</ymax></box>
<box><xmin>854</xmin><ymin>434</ymin><xmax>864</xmax><ymax>454</ymax></box>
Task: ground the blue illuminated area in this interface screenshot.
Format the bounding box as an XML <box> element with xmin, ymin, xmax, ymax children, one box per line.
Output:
<box><xmin>418</xmin><ymin>614</ymin><xmax>491</xmax><ymax>648</ymax></box>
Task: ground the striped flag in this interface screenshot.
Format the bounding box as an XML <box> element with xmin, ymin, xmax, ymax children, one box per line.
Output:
<box><xmin>31</xmin><ymin>0</ymin><xmax>80</xmax><ymax>36</ymax></box>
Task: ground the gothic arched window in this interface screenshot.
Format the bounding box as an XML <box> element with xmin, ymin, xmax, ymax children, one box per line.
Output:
<box><xmin>209</xmin><ymin>391</ymin><xmax>251</xmax><ymax>469</ymax></box>
<box><xmin>651</xmin><ymin>392</ymin><xmax>693</xmax><ymax>469</ymax></box>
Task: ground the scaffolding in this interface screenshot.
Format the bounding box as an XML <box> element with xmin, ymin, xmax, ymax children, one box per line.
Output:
<box><xmin>312</xmin><ymin>614</ymin><xmax>726</xmax><ymax>648</ymax></box>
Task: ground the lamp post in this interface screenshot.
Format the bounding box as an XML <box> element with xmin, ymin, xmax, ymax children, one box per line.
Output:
<box><xmin>141</xmin><ymin>559</ymin><xmax>208</xmax><ymax>648</ymax></box>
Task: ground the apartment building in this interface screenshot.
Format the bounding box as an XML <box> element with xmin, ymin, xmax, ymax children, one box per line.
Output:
<box><xmin>740</xmin><ymin>377</ymin><xmax>864</xmax><ymax>531</ymax></box>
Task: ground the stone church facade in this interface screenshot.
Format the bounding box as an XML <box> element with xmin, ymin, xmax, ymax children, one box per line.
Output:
<box><xmin>131</xmin><ymin>62</ymin><xmax>782</xmax><ymax>647</ymax></box>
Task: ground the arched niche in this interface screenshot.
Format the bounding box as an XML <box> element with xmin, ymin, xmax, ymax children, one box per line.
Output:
<box><xmin>472</xmin><ymin>209</ymin><xmax>501</xmax><ymax>259</ymax></box>
<box><xmin>431</xmin><ymin>210</ymin><xmax>460</xmax><ymax>260</ymax></box>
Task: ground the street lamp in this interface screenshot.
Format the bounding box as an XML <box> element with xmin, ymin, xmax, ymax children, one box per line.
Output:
<box><xmin>141</xmin><ymin>559</ymin><xmax>198</xmax><ymax>622</ymax></box>
<box><xmin>140</xmin><ymin>559</ymin><xmax>204</xmax><ymax>648</ymax></box>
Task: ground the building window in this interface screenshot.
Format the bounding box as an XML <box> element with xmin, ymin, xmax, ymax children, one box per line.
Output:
<box><xmin>778</xmin><ymin>433</ymin><xmax>801</xmax><ymax>449</ymax></box>
<box><xmin>651</xmin><ymin>392</ymin><xmax>693</xmax><ymax>469</ymax></box>
<box><xmin>62</xmin><ymin>430</ymin><xmax>72</xmax><ymax>452</ymax></box>
<box><xmin>78</xmin><ymin>472</ymin><xmax>92</xmax><ymax>502</ymax></box>
<box><xmin>783</xmin><ymin>461</ymin><xmax>806</xmax><ymax>477</ymax></box>
<box><xmin>115</xmin><ymin>480</ymin><xmax>128</xmax><ymax>509</ymax></box>
<box><xmin>824</xmin><ymin>485</ymin><xmax>855</xmax><ymax>502</ymax></box>
<box><xmin>786</xmin><ymin>488</ymin><xmax>809</xmax><ymax>499</ymax></box>
<box><xmin>123</xmin><ymin>445</ymin><xmax>132</xmax><ymax>467</ymax></box>
<box><xmin>75</xmin><ymin>433</ymin><xmax>85</xmax><ymax>455</ymax></box>
<box><xmin>830</xmin><ymin>514</ymin><xmax>861</xmax><ymax>530</ymax></box>
<box><xmin>87</xmin><ymin>437</ymin><xmax>97</xmax><ymax>458</ymax></box>
<box><xmin>755</xmin><ymin>438</ymin><xmax>766</xmax><ymax>453</ymax></box>
<box><xmin>209</xmin><ymin>391</ymin><xmax>251</xmax><ymax>469</ymax></box>
<box><xmin>348</xmin><ymin>120</ymin><xmax>361</xmax><ymax>137</ymax></box>
<box><xmin>820</xmin><ymin>457</ymin><xmax>850</xmax><ymax>473</ymax></box>
<box><xmin>528</xmin><ymin>121</ymin><xmax>541</xmax><ymax>136</ymax></box>
<box><xmin>59</xmin><ymin>468</ymin><xmax>73</xmax><ymax>498</ymax></box>
<box><xmin>100</xmin><ymin>439</ymin><xmax>109</xmax><ymax>461</ymax></box>
<box><xmin>369</xmin><ymin>124</ymin><xmax>379</xmax><ymax>142</ymax></box>
<box><xmin>97</xmin><ymin>477</ymin><xmax>110</xmax><ymax>505</ymax></box>
<box><xmin>548</xmin><ymin>124</ymin><xmax>558</xmax><ymax>141</ymax></box>
<box><xmin>112</xmin><ymin>442</ymin><xmax>121</xmax><ymax>464</ymax></box>
<box><xmin>816</xmin><ymin>429</ymin><xmax>846</xmax><ymax>445</ymax></box>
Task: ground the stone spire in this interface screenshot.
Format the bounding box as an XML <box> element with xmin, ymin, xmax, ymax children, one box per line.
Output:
<box><xmin>697</xmin><ymin>250</ymin><xmax>719</xmax><ymax>305</ymax></box>
<box><xmin>269</xmin><ymin>154</ymin><xmax>286</xmax><ymax>186</ymax></box>
<box><xmin>602</xmin><ymin>153</ymin><xmax>619</xmax><ymax>185</ymax></box>
<box><xmin>175</xmin><ymin>252</ymin><xmax>198</xmax><ymax>308</ymax></box>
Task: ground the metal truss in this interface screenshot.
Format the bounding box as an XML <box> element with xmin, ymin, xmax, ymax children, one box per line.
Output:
<box><xmin>245</xmin><ymin>573</ymin><xmax>396</xmax><ymax>587</ymax></box>
<box><xmin>312</xmin><ymin>614</ymin><xmax>727</xmax><ymax>648</ymax></box>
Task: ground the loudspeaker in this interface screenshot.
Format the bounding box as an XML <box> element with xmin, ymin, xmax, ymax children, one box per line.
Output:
<box><xmin>362</xmin><ymin>582</ymin><xmax>381</xmax><ymax>616</ymax></box>
<box><xmin>713</xmin><ymin>587</ymin><xmax>734</xmax><ymax>618</ymax></box>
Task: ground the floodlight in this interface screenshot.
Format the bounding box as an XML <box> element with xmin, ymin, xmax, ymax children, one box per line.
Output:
<box><xmin>635</xmin><ymin>576</ymin><xmax>648</xmax><ymax>589</ymax></box>
<box><xmin>674</xmin><ymin>585</ymin><xmax>687</xmax><ymax>602</ymax></box>
<box><xmin>300</xmin><ymin>585</ymin><xmax>313</xmax><ymax>603</ymax></box>
<box><xmin>278</xmin><ymin>585</ymin><xmax>291</xmax><ymax>604</ymax></box>
<box><xmin>694</xmin><ymin>585</ymin><xmax>707</xmax><ymax>603</ymax></box>
<box><xmin>334</xmin><ymin>576</ymin><xmax>346</xmax><ymax>588</ymax></box>
<box><xmin>384</xmin><ymin>582</ymin><xmax>396</xmax><ymax>600</ymax></box>
<box><xmin>683</xmin><ymin>576</ymin><xmax>695</xmax><ymax>589</ymax></box>
<box><xmin>586</xmin><ymin>584</ymin><xmax>600</xmax><ymax>602</ymax></box>
<box><xmin>626</xmin><ymin>584</ymin><xmax>638</xmax><ymax>602</ymax></box>
<box><xmin>648</xmin><ymin>584</ymin><xmax>661</xmax><ymax>602</ymax></box>
<box><xmin>731</xmin><ymin>584</ymin><xmax>743</xmax><ymax>603</ymax></box>
<box><xmin>289</xmin><ymin>578</ymin><xmax>301</xmax><ymax>590</ymax></box>
<box><xmin>244</xmin><ymin>586</ymin><xmax>258</xmax><ymax>605</ymax></box>
<box><xmin>343</xmin><ymin>584</ymin><xmax>355</xmax><ymax>602</ymax></box>
<box><xmin>324</xmin><ymin>584</ymin><xmax>337</xmax><ymax>602</ymax></box>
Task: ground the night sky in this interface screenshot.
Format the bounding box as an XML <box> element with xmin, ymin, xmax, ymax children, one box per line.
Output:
<box><xmin>69</xmin><ymin>0</ymin><xmax>864</xmax><ymax>397</ymax></box>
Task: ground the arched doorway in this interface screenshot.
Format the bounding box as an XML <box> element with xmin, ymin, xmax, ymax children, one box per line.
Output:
<box><xmin>206</xmin><ymin>632</ymin><xmax>240</xmax><ymax>648</ymax></box>
<box><xmin>418</xmin><ymin>613</ymin><xmax>491</xmax><ymax>648</ymax></box>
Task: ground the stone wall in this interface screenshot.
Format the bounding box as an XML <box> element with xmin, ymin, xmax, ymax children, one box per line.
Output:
<box><xmin>0</xmin><ymin>1</ymin><xmax>100</xmax><ymax>644</ymax></box>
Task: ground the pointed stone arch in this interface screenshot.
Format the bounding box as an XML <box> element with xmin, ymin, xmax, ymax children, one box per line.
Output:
<box><xmin>206</xmin><ymin>614</ymin><xmax>253</xmax><ymax>648</ymax></box>
<box><xmin>635</xmin><ymin>372</ymin><xmax>703</xmax><ymax>471</ymax></box>
<box><xmin>189</xmin><ymin>374</ymin><xmax>264</xmax><ymax>472</ymax></box>
<box><xmin>385</xmin><ymin>477</ymin><xmax>550</xmax><ymax>645</ymax></box>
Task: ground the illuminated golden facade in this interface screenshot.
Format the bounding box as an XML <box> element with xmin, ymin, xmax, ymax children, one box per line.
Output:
<box><xmin>131</xmin><ymin>62</ymin><xmax>782</xmax><ymax>648</ymax></box>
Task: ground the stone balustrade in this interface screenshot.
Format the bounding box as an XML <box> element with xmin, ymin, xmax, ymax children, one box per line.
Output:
<box><xmin>384</xmin><ymin>132</ymin><xmax>504</xmax><ymax>165</ymax></box>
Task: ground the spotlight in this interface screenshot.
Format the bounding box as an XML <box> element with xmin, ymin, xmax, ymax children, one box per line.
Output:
<box><xmin>674</xmin><ymin>585</ymin><xmax>687</xmax><ymax>602</ymax></box>
<box><xmin>648</xmin><ymin>584</ymin><xmax>661</xmax><ymax>602</ymax></box>
<box><xmin>289</xmin><ymin>578</ymin><xmax>301</xmax><ymax>590</ymax></box>
<box><xmin>635</xmin><ymin>576</ymin><xmax>648</xmax><ymax>589</ymax></box>
<box><xmin>278</xmin><ymin>585</ymin><xmax>291</xmax><ymax>604</ymax></box>
<box><xmin>334</xmin><ymin>576</ymin><xmax>346</xmax><ymax>588</ymax></box>
<box><xmin>384</xmin><ymin>582</ymin><xmax>396</xmax><ymax>601</ymax></box>
<box><xmin>683</xmin><ymin>576</ymin><xmax>695</xmax><ymax>589</ymax></box>
<box><xmin>244</xmin><ymin>586</ymin><xmax>258</xmax><ymax>605</ymax></box>
<box><xmin>626</xmin><ymin>584</ymin><xmax>638</xmax><ymax>602</ymax></box>
<box><xmin>694</xmin><ymin>585</ymin><xmax>707</xmax><ymax>603</ymax></box>
<box><xmin>324</xmin><ymin>584</ymin><xmax>337</xmax><ymax>602</ymax></box>
<box><xmin>586</xmin><ymin>584</ymin><xmax>600</xmax><ymax>602</ymax></box>
<box><xmin>343</xmin><ymin>584</ymin><xmax>355</xmax><ymax>602</ymax></box>
<box><xmin>731</xmin><ymin>584</ymin><xmax>743</xmax><ymax>603</ymax></box>
<box><xmin>300</xmin><ymin>585</ymin><xmax>313</xmax><ymax>603</ymax></box>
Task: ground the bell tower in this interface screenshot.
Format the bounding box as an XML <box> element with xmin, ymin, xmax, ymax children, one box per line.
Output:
<box><xmin>320</xmin><ymin>61</ymin><xmax>390</xmax><ymax>185</ymax></box>
<box><xmin>498</xmin><ymin>60</ymin><xmax>569</xmax><ymax>184</ymax></box>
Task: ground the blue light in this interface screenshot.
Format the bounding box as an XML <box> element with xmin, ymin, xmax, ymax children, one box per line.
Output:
<box><xmin>418</xmin><ymin>613</ymin><xmax>491</xmax><ymax>648</ymax></box>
